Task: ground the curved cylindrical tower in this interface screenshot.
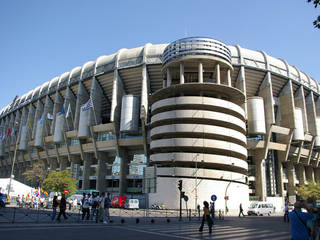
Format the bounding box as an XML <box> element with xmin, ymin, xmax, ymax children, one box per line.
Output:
<box><xmin>149</xmin><ymin>37</ymin><xmax>248</xmax><ymax>209</ymax></box>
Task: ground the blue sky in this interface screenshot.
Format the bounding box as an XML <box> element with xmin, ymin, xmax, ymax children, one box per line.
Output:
<box><xmin>0</xmin><ymin>0</ymin><xmax>319</xmax><ymax>110</ymax></box>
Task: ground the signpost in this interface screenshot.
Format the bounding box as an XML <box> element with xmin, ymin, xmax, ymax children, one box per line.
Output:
<box><xmin>211</xmin><ymin>194</ymin><xmax>217</xmax><ymax>202</ymax></box>
<box><xmin>64</xmin><ymin>189</ymin><xmax>69</xmax><ymax>194</ymax></box>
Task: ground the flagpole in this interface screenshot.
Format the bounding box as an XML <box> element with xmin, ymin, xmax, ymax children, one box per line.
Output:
<box><xmin>7</xmin><ymin>122</ymin><xmax>22</xmax><ymax>197</ymax></box>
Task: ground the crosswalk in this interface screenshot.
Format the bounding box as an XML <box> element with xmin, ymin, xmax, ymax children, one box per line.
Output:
<box><xmin>121</xmin><ymin>222</ymin><xmax>290</xmax><ymax>240</ymax></box>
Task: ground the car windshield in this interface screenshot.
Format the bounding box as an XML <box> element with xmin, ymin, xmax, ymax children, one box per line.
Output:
<box><xmin>250</xmin><ymin>203</ymin><xmax>258</xmax><ymax>208</ymax></box>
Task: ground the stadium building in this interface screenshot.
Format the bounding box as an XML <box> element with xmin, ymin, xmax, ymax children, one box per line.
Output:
<box><xmin>0</xmin><ymin>37</ymin><xmax>319</xmax><ymax>213</ymax></box>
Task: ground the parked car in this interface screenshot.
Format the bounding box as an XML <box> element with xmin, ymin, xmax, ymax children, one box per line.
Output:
<box><xmin>0</xmin><ymin>193</ymin><xmax>9</xmax><ymax>207</ymax></box>
<box><xmin>125</xmin><ymin>199</ymin><xmax>139</xmax><ymax>209</ymax></box>
<box><xmin>247</xmin><ymin>202</ymin><xmax>274</xmax><ymax>216</ymax></box>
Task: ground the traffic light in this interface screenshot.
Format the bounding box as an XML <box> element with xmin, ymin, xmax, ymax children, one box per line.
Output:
<box><xmin>181</xmin><ymin>191</ymin><xmax>185</xmax><ymax>198</ymax></box>
<box><xmin>178</xmin><ymin>180</ymin><xmax>183</xmax><ymax>191</ymax></box>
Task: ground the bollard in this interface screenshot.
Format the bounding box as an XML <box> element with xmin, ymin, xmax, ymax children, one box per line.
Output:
<box><xmin>12</xmin><ymin>207</ymin><xmax>16</xmax><ymax>224</ymax></box>
<box><xmin>136</xmin><ymin>218</ymin><xmax>140</xmax><ymax>224</ymax></box>
<box><xmin>189</xmin><ymin>209</ymin><xmax>191</xmax><ymax>221</ymax></box>
<box><xmin>167</xmin><ymin>218</ymin><xmax>170</xmax><ymax>223</ymax></box>
<box><xmin>121</xmin><ymin>219</ymin><xmax>125</xmax><ymax>224</ymax></box>
<box><xmin>151</xmin><ymin>219</ymin><xmax>155</xmax><ymax>223</ymax></box>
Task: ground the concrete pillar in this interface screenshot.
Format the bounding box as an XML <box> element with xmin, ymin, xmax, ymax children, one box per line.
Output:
<box><xmin>49</xmin><ymin>158</ymin><xmax>59</xmax><ymax>171</ymax></box>
<box><xmin>82</xmin><ymin>153</ymin><xmax>93</xmax><ymax>190</ymax></box>
<box><xmin>296</xmin><ymin>164</ymin><xmax>306</xmax><ymax>185</ymax></box>
<box><xmin>286</xmin><ymin>162</ymin><xmax>296</xmax><ymax>196</ymax></box>
<box><xmin>26</xmin><ymin>105</ymin><xmax>35</xmax><ymax>142</ymax></box>
<box><xmin>306</xmin><ymin>93</ymin><xmax>317</xmax><ymax>142</ymax></box>
<box><xmin>306</xmin><ymin>166</ymin><xmax>314</xmax><ymax>183</ymax></box>
<box><xmin>254</xmin><ymin>150</ymin><xmax>266</xmax><ymax>201</ymax></box>
<box><xmin>64</xmin><ymin>87</ymin><xmax>76</xmax><ymax>131</ymax></box>
<box><xmin>276</xmin><ymin>160</ymin><xmax>284</xmax><ymax>197</ymax></box>
<box><xmin>96</xmin><ymin>152</ymin><xmax>108</xmax><ymax>192</ymax></box>
<box><xmin>167</xmin><ymin>68</ymin><xmax>171</xmax><ymax>87</ymax></box>
<box><xmin>216</xmin><ymin>64</ymin><xmax>220</xmax><ymax>84</ymax></box>
<box><xmin>294</xmin><ymin>86</ymin><xmax>309</xmax><ymax>133</ymax></box>
<box><xmin>70</xmin><ymin>155</ymin><xmax>82</xmax><ymax>178</ymax></box>
<box><xmin>119</xmin><ymin>150</ymin><xmax>129</xmax><ymax>195</ymax></box>
<box><xmin>227</xmin><ymin>69</ymin><xmax>231</xmax><ymax>87</ymax></box>
<box><xmin>198</xmin><ymin>62</ymin><xmax>203</xmax><ymax>83</ymax></box>
<box><xmin>279</xmin><ymin>80</ymin><xmax>295</xmax><ymax>129</ymax></box>
<box><xmin>60</xmin><ymin>157</ymin><xmax>69</xmax><ymax>171</ymax></box>
<box><xmin>89</xmin><ymin>77</ymin><xmax>103</xmax><ymax>126</ymax></box>
<box><xmin>314</xmin><ymin>168</ymin><xmax>320</xmax><ymax>183</ymax></box>
<box><xmin>180</xmin><ymin>62</ymin><xmax>184</xmax><ymax>84</ymax></box>
<box><xmin>32</xmin><ymin>100</ymin><xmax>43</xmax><ymax>140</ymax></box>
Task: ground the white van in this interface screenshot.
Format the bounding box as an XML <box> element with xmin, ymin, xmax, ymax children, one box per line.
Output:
<box><xmin>247</xmin><ymin>202</ymin><xmax>274</xmax><ymax>216</ymax></box>
<box><xmin>126</xmin><ymin>199</ymin><xmax>139</xmax><ymax>209</ymax></box>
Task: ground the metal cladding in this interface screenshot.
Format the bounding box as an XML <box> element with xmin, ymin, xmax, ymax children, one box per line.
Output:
<box><xmin>247</xmin><ymin>97</ymin><xmax>266</xmax><ymax>135</ymax></box>
<box><xmin>53</xmin><ymin>113</ymin><xmax>65</xmax><ymax>143</ymax></box>
<box><xmin>77</xmin><ymin>99</ymin><xmax>91</xmax><ymax>138</ymax></box>
<box><xmin>89</xmin><ymin>77</ymin><xmax>103</xmax><ymax>126</ymax></box>
<box><xmin>120</xmin><ymin>95</ymin><xmax>139</xmax><ymax>133</ymax></box>
<box><xmin>293</xmin><ymin>107</ymin><xmax>305</xmax><ymax>141</ymax></box>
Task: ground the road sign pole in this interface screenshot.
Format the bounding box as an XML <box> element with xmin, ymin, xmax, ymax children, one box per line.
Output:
<box><xmin>179</xmin><ymin>190</ymin><xmax>182</xmax><ymax>221</ymax></box>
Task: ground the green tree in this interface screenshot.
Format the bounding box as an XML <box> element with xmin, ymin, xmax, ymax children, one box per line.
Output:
<box><xmin>22</xmin><ymin>162</ymin><xmax>48</xmax><ymax>188</ymax></box>
<box><xmin>43</xmin><ymin>170</ymin><xmax>77</xmax><ymax>197</ymax></box>
<box><xmin>296</xmin><ymin>182</ymin><xmax>320</xmax><ymax>201</ymax></box>
<box><xmin>307</xmin><ymin>0</ymin><xmax>320</xmax><ymax>28</ymax></box>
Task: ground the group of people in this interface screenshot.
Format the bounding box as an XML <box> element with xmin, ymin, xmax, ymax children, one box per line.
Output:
<box><xmin>51</xmin><ymin>192</ymin><xmax>112</xmax><ymax>224</ymax></box>
<box><xmin>286</xmin><ymin>201</ymin><xmax>320</xmax><ymax>240</ymax></box>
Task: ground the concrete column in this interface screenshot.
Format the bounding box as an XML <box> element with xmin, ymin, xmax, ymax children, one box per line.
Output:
<box><xmin>306</xmin><ymin>166</ymin><xmax>314</xmax><ymax>183</ymax></box>
<box><xmin>227</xmin><ymin>69</ymin><xmax>231</xmax><ymax>87</ymax></box>
<box><xmin>119</xmin><ymin>150</ymin><xmax>129</xmax><ymax>195</ymax></box>
<box><xmin>59</xmin><ymin>157</ymin><xmax>69</xmax><ymax>171</ymax></box>
<box><xmin>286</xmin><ymin>162</ymin><xmax>296</xmax><ymax>196</ymax></box>
<box><xmin>167</xmin><ymin>68</ymin><xmax>172</xmax><ymax>87</ymax></box>
<box><xmin>96</xmin><ymin>152</ymin><xmax>108</xmax><ymax>192</ymax></box>
<box><xmin>64</xmin><ymin>87</ymin><xmax>76</xmax><ymax>131</ymax></box>
<box><xmin>82</xmin><ymin>153</ymin><xmax>93</xmax><ymax>190</ymax></box>
<box><xmin>279</xmin><ymin>80</ymin><xmax>295</xmax><ymax>129</ymax></box>
<box><xmin>49</xmin><ymin>158</ymin><xmax>59</xmax><ymax>171</ymax></box>
<box><xmin>89</xmin><ymin>77</ymin><xmax>103</xmax><ymax>126</ymax></box>
<box><xmin>180</xmin><ymin>62</ymin><xmax>184</xmax><ymax>84</ymax></box>
<box><xmin>70</xmin><ymin>155</ymin><xmax>82</xmax><ymax>178</ymax></box>
<box><xmin>216</xmin><ymin>64</ymin><xmax>220</xmax><ymax>84</ymax></box>
<box><xmin>198</xmin><ymin>62</ymin><xmax>203</xmax><ymax>83</ymax></box>
<box><xmin>296</xmin><ymin>164</ymin><xmax>306</xmax><ymax>185</ymax></box>
<box><xmin>254</xmin><ymin>150</ymin><xmax>266</xmax><ymax>201</ymax></box>
<box><xmin>32</xmin><ymin>100</ymin><xmax>44</xmax><ymax>140</ymax></box>
<box><xmin>314</xmin><ymin>168</ymin><xmax>320</xmax><ymax>183</ymax></box>
<box><xmin>276</xmin><ymin>159</ymin><xmax>284</xmax><ymax>197</ymax></box>
<box><xmin>306</xmin><ymin>93</ymin><xmax>317</xmax><ymax>142</ymax></box>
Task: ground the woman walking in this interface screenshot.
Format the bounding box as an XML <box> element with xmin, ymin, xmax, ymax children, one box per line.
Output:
<box><xmin>51</xmin><ymin>196</ymin><xmax>58</xmax><ymax>221</ymax></box>
<box><xmin>199</xmin><ymin>201</ymin><xmax>213</xmax><ymax>234</ymax></box>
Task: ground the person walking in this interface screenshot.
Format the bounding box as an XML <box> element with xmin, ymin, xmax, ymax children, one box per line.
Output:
<box><xmin>288</xmin><ymin>201</ymin><xmax>313</xmax><ymax>240</ymax></box>
<box><xmin>90</xmin><ymin>194</ymin><xmax>99</xmax><ymax>221</ymax></box>
<box><xmin>284</xmin><ymin>203</ymin><xmax>289</xmax><ymax>222</ymax></box>
<box><xmin>239</xmin><ymin>203</ymin><xmax>245</xmax><ymax>217</ymax></box>
<box><xmin>210</xmin><ymin>201</ymin><xmax>215</xmax><ymax>219</ymax></box>
<box><xmin>104</xmin><ymin>193</ymin><xmax>112</xmax><ymax>224</ymax></box>
<box><xmin>199</xmin><ymin>201</ymin><xmax>213</xmax><ymax>234</ymax></box>
<box><xmin>57</xmin><ymin>194</ymin><xmax>68</xmax><ymax>221</ymax></box>
<box><xmin>97</xmin><ymin>192</ymin><xmax>105</xmax><ymax>223</ymax></box>
<box><xmin>51</xmin><ymin>196</ymin><xmax>58</xmax><ymax>221</ymax></box>
<box><xmin>81</xmin><ymin>193</ymin><xmax>90</xmax><ymax>221</ymax></box>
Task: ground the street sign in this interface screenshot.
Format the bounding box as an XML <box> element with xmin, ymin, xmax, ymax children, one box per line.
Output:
<box><xmin>64</xmin><ymin>189</ymin><xmax>69</xmax><ymax>194</ymax></box>
<box><xmin>184</xmin><ymin>195</ymin><xmax>189</xmax><ymax>202</ymax></box>
<box><xmin>211</xmin><ymin>194</ymin><xmax>217</xmax><ymax>201</ymax></box>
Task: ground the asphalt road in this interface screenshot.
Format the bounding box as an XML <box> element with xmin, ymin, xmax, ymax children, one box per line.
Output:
<box><xmin>0</xmin><ymin>216</ymin><xmax>291</xmax><ymax>240</ymax></box>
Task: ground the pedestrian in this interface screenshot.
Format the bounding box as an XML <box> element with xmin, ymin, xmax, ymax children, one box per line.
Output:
<box><xmin>199</xmin><ymin>201</ymin><xmax>213</xmax><ymax>234</ymax></box>
<box><xmin>104</xmin><ymin>193</ymin><xmax>112</xmax><ymax>224</ymax></box>
<box><xmin>239</xmin><ymin>203</ymin><xmax>245</xmax><ymax>217</ymax></box>
<box><xmin>288</xmin><ymin>201</ymin><xmax>313</xmax><ymax>240</ymax></box>
<box><xmin>51</xmin><ymin>196</ymin><xmax>58</xmax><ymax>221</ymax></box>
<box><xmin>98</xmin><ymin>192</ymin><xmax>105</xmax><ymax>223</ymax></box>
<box><xmin>197</xmin><ymin>204</ymin><xmax>201</xmax><ymax>220</ymax></box>
<box><xmin>210</xmin><ymin>201</ymin><xmax>215</xmax><ymax>219</ymax></box>
<box><xmin>90</xmin><ymin>194</ymin><xmax>99</xmax><ymax>221</ymax></box>
<box><xmin>57</xmin><ymin>194</ymin><xmax>68</xmax><ymax>221</ymax></box>
<box><xmin>81</xmin><ymin>193</ymin><xmax>90</xmax><ymax>221</ymax></box>
<box><xmin>284</xmin><ymin>203</ymin><xmax>289</xmax><ymax>222</ymax></box>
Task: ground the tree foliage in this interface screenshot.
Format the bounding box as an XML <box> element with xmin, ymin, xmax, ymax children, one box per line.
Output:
<box><xmin>43</xmin><ymin>170</ymin><xmax>77</xmax><ymax>197</ymax></box>
<box><xmin>22</xmin><ymin>162</ymin><xmax>48</xmax><ymax>188</ymax></box>
<box><xmin>296</xmin><ymin>182</ymin><xmax>320</xmax><ymax>200</ymax></box>
<box><xmin>307</xmin><ymin>0</ymin><xmax>320</xmax><ymax>28</ymax></box>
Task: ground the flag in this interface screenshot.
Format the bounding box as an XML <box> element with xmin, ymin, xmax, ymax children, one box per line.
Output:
<box><xmin>39</xmin><ymin>114</ymin><xmax>45</xmax><ymax>125</ymax></box>
<box><xmin>5</xmin><ymin>128</ymin><xmax>11</xmax><ymax>138</ymax></box>
<box><xmin>58</xmin><ymin>106</ymin><xmax>65</xmax><ymax>116</ymax></box>
<box><xmin>81</xmin><ymin>98</ymin><xmax>93</xmax><ymax>112</ymax></box>
<box><xmin>66</xmin><ymin>104</ymin><xmax>71</xmax><ymax>118</ymax></box>
<box><xmin>47</xmin><ymin>112</ymin><xmax>54</xmax><ymax>120</ymax></box>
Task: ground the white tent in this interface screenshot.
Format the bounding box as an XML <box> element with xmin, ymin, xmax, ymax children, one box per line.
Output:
<box><xmin>0</xmin><ymin>178</ymin><xmax>33</xmax><ymax>197</ymax></box>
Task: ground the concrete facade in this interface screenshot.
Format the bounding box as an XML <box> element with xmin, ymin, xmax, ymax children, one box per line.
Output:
<box><xmin>0</xmin><ymin>37</ymin><xmax>319</xmax><ymax>212</ymax></box>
